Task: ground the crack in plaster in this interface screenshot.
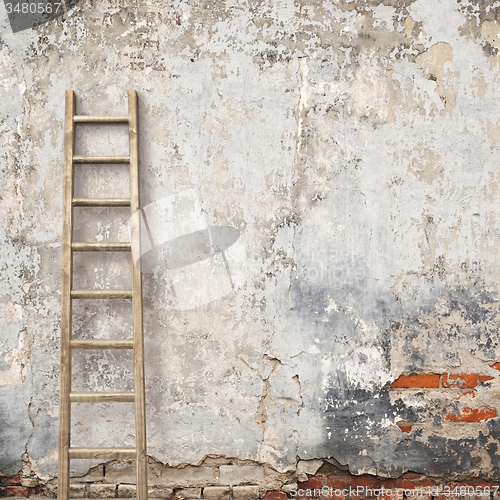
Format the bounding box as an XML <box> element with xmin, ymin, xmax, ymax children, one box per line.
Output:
<box><xmin>296</xmin><ymin>56</ymin><xmax>309</xmax><ymax>156</ymax></box>
<box><xmin>293</xmin><ymin>375</ymin><xmax>304</xmax><ymax>417</ymax></box>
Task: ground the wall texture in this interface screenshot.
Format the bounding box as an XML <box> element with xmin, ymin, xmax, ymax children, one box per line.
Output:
<box><xmin>2</xmin><ymin>0</ymin><xmax>500</xmax><ymax>490</ymax></box>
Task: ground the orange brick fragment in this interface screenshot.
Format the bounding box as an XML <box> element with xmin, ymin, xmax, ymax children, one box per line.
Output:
<box><xmin>327</xmin><ymin>474</ymin><xmax>381</xmax><ymax>489</ymax></box>
<box><xmin>298</xmin><ymin>476</ymin><xmax>322</xmax><ymax>490</ymax></box>
<box><xmin>459</xmin><ymin>478</ymin><xmax>497</xmax><ymax>487</ymax></box>
<box><xmin>385</xmin><ymin>473</ymin><xmax>436</xmax><ymax>490</ymax></box>
<box><xmin>478</xmin><ymin>376</ymin><xmax>494</xmax><ymax>382</ymax></box>
<box><xmin>442</xmin><ymin>373</ymin><xmax>478</xmax><ymax>388</ymax></box>
<box><xmin>491</xmin><ymin>362</ymin><xmax>500</xmax><ymax>371</ymax></box>
<box><xmin>443</xmin><ymin>407</ymin><xmax>497</xmax><ymax>422</ymax></box>
<box><xmin>396</xmin><ymin>423</ymin><xmax>412</xmax><ymax>433</ymax></box>
<box><xmin>391</xmin><ymin>374</ymin><xmax>440</xmax><ymax>389</ymax></box>
<box><xmin>456</xmin><ymin>390</ymin><xmax>475</xmax><ymax>400</ymax></box>
<box><xmin>379</xmin><ymin>491</ymin><xmax>403</xmax><ymax>500</ymax></box>
<box><xmin>6</xmin><ymin>474</ymin><xmax>21</xmax><ymax>486</ymax></box>
<box><xmin>6</xmin><ymin>486</ymin><xmax>29</xmax><ymax>497</ymax></box>
<box><xmin>264</xmin><ymin>492</ymin><xmax>287</xmax><ymax>500</ymax></box>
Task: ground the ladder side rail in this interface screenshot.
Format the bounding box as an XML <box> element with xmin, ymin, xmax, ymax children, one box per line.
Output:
<box><xmin>129</xmin><ymin>90</ymin><xmax>148</xmax><ymax>500</ymax></box>
<box><xmin>58</xmin><ymin>90</ymin><xmax>75</xmax><ymax>500</ymax></box>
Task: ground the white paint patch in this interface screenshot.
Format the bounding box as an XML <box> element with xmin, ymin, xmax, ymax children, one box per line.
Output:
<box><xmin>369</xmin><ymin>4</ymin><xmax>396</xmax><ymax>31</ymax></box>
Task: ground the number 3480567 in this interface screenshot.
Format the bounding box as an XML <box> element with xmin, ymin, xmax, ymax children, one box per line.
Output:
<box><xmin>5</xmin><ymin>2</ymin><xmax>62</xmax><ymax>14</ymax></box>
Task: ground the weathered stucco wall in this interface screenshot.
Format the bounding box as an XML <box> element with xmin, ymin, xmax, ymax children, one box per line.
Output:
<box><xmin>3</xmin><ymin>0</ymin><xmax>500</xmax><ymax>485</ymax></box>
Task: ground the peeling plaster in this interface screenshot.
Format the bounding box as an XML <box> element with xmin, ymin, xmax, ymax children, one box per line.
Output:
<box><xmin>2</xmin><ymin>0</ymin><xmax>500</xmax><ymax>483</ymax></box>
<box><xmin>0</xmin><ymin>327</ymin><xmax>30</xmax><ymax>386</ymax></box>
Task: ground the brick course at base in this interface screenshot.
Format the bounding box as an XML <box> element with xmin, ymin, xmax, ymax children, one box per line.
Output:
<box><xmin>294</xmin><ymin>474</ymin><xmax>500</xmax><ymax>499</ymax></box>
<box><xmin>5</xmin><ymin>487</ymin><xmax>29</xmax><ymax>498</ymax></box>
<box><xmin>4</xmin><ymin>472</ymin><xmax>500</xmax><ymax>498</ymax></box>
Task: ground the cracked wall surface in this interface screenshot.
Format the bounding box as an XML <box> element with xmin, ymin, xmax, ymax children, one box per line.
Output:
<box><xmin>2</xmin><ymin>0</ymin><xmax>500</xmax><ymax>483</ymax></box>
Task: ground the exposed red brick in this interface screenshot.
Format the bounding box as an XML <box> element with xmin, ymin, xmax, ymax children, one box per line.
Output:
<box><xmin>450</xmin><ymin>478</ymin><xmax>497</xmax><ymax>487</ymax></box>
<box><xmin>396</xmin><ymin>423</ymin><xmax>412</xmax><ymax>433</ymax></box>
<box><xmin>5</xmin><ymin>475</ymin><xmax>21</xmax><ymax>486</ymax></box>
<box><xmin>298</xmin><ymin>476</ymin><xmax>322</xmax><ymax>490</ymax></box>
<box><xmin>353</xmin><ymin>475</ymin><xmax>382</xmax><ymax>489</ymax></box>
<box><xmin>391</xmin><ymin>374</ymin><xmax>440</xmax><ymax>388</ymax></box>
<box><xmin>326</xmin><ymin>474</ymin><xmax>351</xmax><ymax>489</ymax></box>
<box><xmin>297</xmin><ymin>476</ymin><xmax>500</xmax><ymax>500</ymax></box>
<box><xmin>478</xmin><ymin>376</ymin><xmax>494</xmax><ymax>383</ymax></box>
<box><xmin>442</xmin><ymin>373</ymin><xmax>478</xmax><ymax>388</ymax></box>
<box><xmin>437</xmin><ymin>481</ymin><xmax>499</xmax><ymax>500</ymax></box>
<box><xmin>379</xmin><ymin>491</ymin><xmax>403</xmax><ymax>500</ymax></box>
<box><xmin>384</xmin><ymin>473</ymin><xmax>436</xmax><ymax>490</ymax></box>
<box><xmin>6</xmin><ymin>486</ymin><xmax>29</xmax><ymax>497</ymax></box>
<box><xmin>491</xmin><ymin>363</ymin><xmax>500</xmax><ymax>371</ymax></box>
<box><xmin>443</xmin><ymin>407</ymin><xmax>497</xmax><ymax>422</ymax></box>
<box><xmin>326</xmin><ymin>492</ymin><xmax>346</xmax><ymax>500</ymax></box>
<box><xmin>327</xmin><ymin>474</ymin><xmax>381</xmax><ymax>489</ymax></box>
<box><xmin>264</xmin><ymin>492</ymin><xmax>287</xmax><ymax>500</ymax></box>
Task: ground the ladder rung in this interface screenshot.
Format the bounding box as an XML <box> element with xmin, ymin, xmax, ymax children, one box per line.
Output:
<box><xmin>73</xmin><ymin>156</ymin><xmax>130</xmax><ymax>164</ymax></box>
<box><xmin>70</xmin><ymin>392</ymin><xmax>134</xmax><ymax>403</ymax></box>
<box><xmin>71</xmin><ymin>289</ymin><xmax>132</xmax><ymax>299</ymax></box>
<box><xmin>74</xmin><ymin>116</ymin><xmax>129</xmax><ymax>124</ymax></box>
<box><xmin>71</xmin><ymin>339</ymin><xmax>134</xmax><ymax>349</ymax></box>
<box><xmin>73</xmin><ymin>198</ymin><xmax>131</xmax><ymax>207</ymax></box>
<box><xmin>68</xmin><ymin>447</ymin><xmax>136</xmax><ymax>459</ymax></box>
<box><xmin>72</xmin><ymin>242</ymin><xmax>131</xmax><ymax>252</ymax></box>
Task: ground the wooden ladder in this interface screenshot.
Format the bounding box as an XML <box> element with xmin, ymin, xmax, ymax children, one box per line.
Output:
<box><xmin>59</xmin><ymin>90</ymin><xmax>148</xmax><ymax>500</ymax></box>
